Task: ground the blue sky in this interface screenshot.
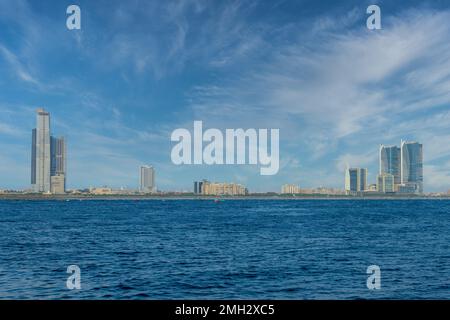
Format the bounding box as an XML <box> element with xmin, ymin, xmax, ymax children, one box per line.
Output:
<box><xmin>1</xmin><ymin>0</ymin><xmax>450</xmax><ymax>192</ymax></box>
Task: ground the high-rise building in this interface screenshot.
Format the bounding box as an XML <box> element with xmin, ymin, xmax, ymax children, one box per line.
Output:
<box><xmin>379</xmin><ymin>145</ymin><xmax>401</xmax><ymax>188</ymax></box>
<box><xmin>31</xmin><ymin>109</ymin><xmax>67</xmax><ymax>194</ymax></box>
<box><xmin>140</xmin><ymin>165</ymin><xmax>156</xmax><ymax>193</ymax></box>
<box><xmin>194</xmin><ymin>180</ymin><xmax>205</xmax><ymax>194</ymax></box>
<box><xmin>51</xmin><ymin>136</ymin><xmax>66</xmax><ymax>176</ymax></box>
<box><xmin>345</xmin><ymin>168</ymin><xmax>367</xmax><ymax>195</ymax></box>
<box><xmin>50</xmin><ymin>136</ymin><xmax>66</xmax><ymax>193</ymax></box>
<box><xmin>31</xmin><ymin>109</ymin><xmax>51</xmax><ymax>193</ymax></box>
<box><xmin>401</xmin><ymin>140</ymin><xmax>423</xmax><ymax>194</ymax></box>
<box><xmin>377</xmin><ymin>173</ymin><xmax>395</xmax><ymax>193</ymax></box>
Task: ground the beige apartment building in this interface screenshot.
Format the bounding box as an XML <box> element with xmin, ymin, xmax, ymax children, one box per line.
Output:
<box><xmin>281</xmin><ymin>184</ymin><xmax>301</xmax><ymax>194</ymax></box>
<box><xmin>50</xmin><ymin>174</ymin><xmax>66</xmax><ymax>194</ymax></box>
<box><xmin>89</xmin><ymin>187</ymin><xmax>113</xmax><ymax>195</ymax></box>
<box><xmin>201</xmin><ymin>181</ymin><xmax>247</xmax><ymax>196</ymax></box>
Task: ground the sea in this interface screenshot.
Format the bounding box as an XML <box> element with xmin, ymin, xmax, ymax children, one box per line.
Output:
<box><xmin>0</xmin><ymin>199</ymin><xmax>449</xmax><ymax>299</ymax></box>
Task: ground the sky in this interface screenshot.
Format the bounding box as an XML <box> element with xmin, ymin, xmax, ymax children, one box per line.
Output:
<box><xmin>0</xmin><ymin>0</ymin><xmax>450</xmax><ymax>192</ymax></box>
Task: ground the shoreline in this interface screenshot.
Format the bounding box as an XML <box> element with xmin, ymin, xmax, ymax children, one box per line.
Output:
<box><xmin>0</xmin><ymin>194</ymin><xmax>449</xmax><ymax>201</ymax></box>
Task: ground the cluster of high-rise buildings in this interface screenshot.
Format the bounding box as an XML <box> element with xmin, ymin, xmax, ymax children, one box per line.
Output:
<box><xmin>31</xmin><ymin>109</ymin><xmax>67</xmax><ymax>194</ymax></box>
<box><xmin>345</xmin><ymin>140</ymin><xmax>424</xmax><ymax>195</ymax></box>
<box><xmin>29</xmin><ymin>109</ymin><xmax>159</xmax><ymax>195</ymax></box>
<box><xmin>194</xmin><ymin>180</ymin><xmax>248</xmax><ymax>196</ymax></box>
<box><xmin>26</xmin><ymin>109</ymin><xmax>428</xmax><ymax>196</ymax></box>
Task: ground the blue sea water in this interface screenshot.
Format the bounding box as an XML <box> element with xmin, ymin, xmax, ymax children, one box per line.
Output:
<box><xmin>0</xmin><ymin>199</ymin><xmax>449</xmax><ymax>299</ymax></box>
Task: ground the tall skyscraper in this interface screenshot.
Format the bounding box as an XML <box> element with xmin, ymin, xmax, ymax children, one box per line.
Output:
<box><xmin>140</xmin><ymin>165</ymin><xmax>156</xmax><ymax>193</ymax></box>
<box><xmin>31</xmin><ymin>109</ymin><xmax>51</xmax><ymax>193</ymax></box>
<box><xmin>31</xmin><ymin>109</ymin><xmax>67</xmax><ymax>194</ymax></box>
<box><xmin>379</xmin><ymin>145</ymin><xmax>401</xmax><ymax>187</ymax></box>
<box><xmin>345</xmin><ymin>168</ymin><xmax>367</xmax><ymax>194</ymax></box>
<box><xmin>401</xmin><ymin>140</ymin><xmax>423</xmax><ymax>194</ymax></box>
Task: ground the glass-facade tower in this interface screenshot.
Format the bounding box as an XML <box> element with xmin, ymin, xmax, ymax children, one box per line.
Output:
<box><xmin>401</xmin><ymin>140</ymin><xmax>423</xmax><ymax>194</ymax></box>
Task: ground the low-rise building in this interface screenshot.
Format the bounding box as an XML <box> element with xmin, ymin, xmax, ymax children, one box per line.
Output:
<box><xmin>201</xmin><ymin>181</ymin><xmax>247</xmax><ymax>196</ymax></box>
<box><xmin>89</xmin><ymin>187</ymin><xmax>113</xmax><ymax>195</ymax></box>
<box><xmin>299</xmin><ymin>187</ymin><xmax>346</xmax><ymax>195</ymax></box>
<box><xmin>281</xmin><ymin>184</ymin><xmax>300</xmax><ymax>194</ymax></box>
<box><xmin>51</xmin><ymin>174</ymin><xmax>66</xmax><ymax>194</ymax></box>
<box><xmin>377</xmin><ymin>173</ymin><xmax>395</xmax><ymax>193</ymax></box>
<box><xmin>397</xmin><ymin>183</ymin><xmax>421</xmax><ymax>194</ymax></box>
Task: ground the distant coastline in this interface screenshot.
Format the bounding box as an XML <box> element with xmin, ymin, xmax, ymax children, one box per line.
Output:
<box><xmin>0</xmin><ymin>193</ymin><xmax>449</xmax><ymax>201</ymax></box>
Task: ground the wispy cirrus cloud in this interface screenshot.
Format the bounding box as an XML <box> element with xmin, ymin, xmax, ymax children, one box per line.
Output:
<box><xmin>0</xmin><ymin>122</ymin><xmax>27</xmax><ymax>137</ymax></box>
<box><xmin>184</xmin><ymin>7</ymin><xmax>450</xmax><ymax>190</ymax></box>
<box><xmin>0</xmin><ymin>44</ymin><xmax>40</xmax><ymax>86</ymax></box>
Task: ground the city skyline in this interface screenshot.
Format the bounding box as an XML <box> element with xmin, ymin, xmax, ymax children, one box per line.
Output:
<box><xmin>1</xmin><ymin>0</ymin><xmax>450</xmax><ymax>192</ymax></box>
<box><xmin>0</xmin><ymin>107</ymin><xmax>444</xmax><ymax>194</ymax></box>
<box><xmin>22</xmin><ymin>109</ymin><xmax>433</xmax><ymax>194</ymax></box>
<box><xmin>0</xmin><ymin>107</ymin><xmax>442</xmax><ymax>195</ymax></box>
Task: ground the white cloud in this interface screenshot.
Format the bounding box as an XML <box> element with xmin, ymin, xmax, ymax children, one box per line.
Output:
<box><xmin>185</xmin><ymin>8</ymin><xmax>450</xmax><ymax>190</ymax></box>
<box><xmin>0</xmin><ymin>44</ymin><xmax>40</xmax><ymax>86</ymax></box>
<box><xmin>1</xmin><ymin>2</ymin><xmax>450</xmax><ymax>192</ymax></box>
<box><xmin>335</xmin><ymin>150</ymin><xmax>378</xmax><ymax>172</ymax></box>
<box><xmin>424</xmin><ymin>163</ymin><xmax>450</xmax><ymax>192</ymax></box>
<box><xmin>0</xmin><ymin>122</ymin><xmax>26</xmax><ymax>136</ymax></box>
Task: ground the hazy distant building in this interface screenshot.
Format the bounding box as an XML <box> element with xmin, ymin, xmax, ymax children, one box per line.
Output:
<box><xmin>90</xmin><ymin>187</ymin><xmax>113</xmax><ymax>195</ymax></box>
<box><xmin>401</xmin><ymin>140</ymin><xmax>423</xmax><ymax>194</ymax></box>
<box><xmin>31</xmin><ymin>109</ymin><xmax>67</xmax><ymax>193</ymax></box>
<box><xmin>377</xmin><ymin>173</ymin><xmax>395</xmax><ymax>193</ymax></box>
<box><xmin>301</xmin><ymin>187</ymin><xmax>346</xmax><ymax>195</ymax></box>
<box><xmin>281</xmin><ymin>184</ymin><xmax>300</xmax><ymax>194</ymax></box>
<box><xmin>345</xmin><ymin>168</ymin><xmax>367</xmax><ymax>195</ymax></box>
<box><xmin>397</xmin><ymin>184</ymin><xmax>419</xmax><ymax>194</ymax></box>
<box><xmin>31</xmin><ymin>109</ymin><xmax>51</xmax><ymax>193</ymax></box>
<box><xmin>140</xmin><ymin>165</ymin><xmax>156</xmax><ymax>193</ymax></box>
<box><xmin>379</xmin><ymin>145</ymin><xmax>401</xmax><ymax>189</ymax></box>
